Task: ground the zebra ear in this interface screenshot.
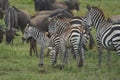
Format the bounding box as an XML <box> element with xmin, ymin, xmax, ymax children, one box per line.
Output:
<box><xmin>87</xmin><ymin>5</ymin><xmax>91</xmax><ymax>11</ymax></box>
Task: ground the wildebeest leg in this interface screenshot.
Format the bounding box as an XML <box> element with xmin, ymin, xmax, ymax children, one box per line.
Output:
<box><xmin>29</xmin><ymin>38</ymin><xmax>38</xmax><ymax>57</ymax></box>
<box><xmin>21</xmin><ymin>27</ymin><xmax>26</xmax><ymax>44</ymax></box>
<box><xmin>31</xmin><ymin>38</ymin><xmax>38</xmax><ymax>57</ymax></box>
<box><xmin>33</xmin><ymin>41</ymin><xmax>38</xmax><ymax>57</ymax></box>
<box><xmin>39</xmin><ymin>45</ymin><xmax>44</xmax><ymax>66</ymax></box>
<box><xmin>29</xmin><ymin>41</ymin><xmax>33</xmax><ymax>56</ymax></box>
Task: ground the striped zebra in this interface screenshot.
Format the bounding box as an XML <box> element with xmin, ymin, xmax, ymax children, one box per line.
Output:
<box><xmin>70</xmin><ymin>17</ymin><xmax>95</xmax><ymax>49</ymax></box>
<box><xmin>48</xmin><ymin>16</ymin><xmax>87</xmax><ymax>68</ymax></box>
<box><xmin>82</xmin><ymin>5</ymin><xmax>120</xmax><ymax>66</ymax></box>
<box><xmin>23</xmin><ymin>25</ymin><xmax>50</xmax><ymax>66</ymax></box>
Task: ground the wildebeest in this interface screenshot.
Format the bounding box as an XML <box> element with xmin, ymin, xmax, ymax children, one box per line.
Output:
<box><xmin>0</xmin><ymin>0</ymin><xmax>9</xmax><ymax>19</ymax></box>
<box><xmin>33</xmin><ymin>0</ymin><xmax>80</xmax><ymax>11</ymax></box>
<box><xmin>107</xmin><ymin>15</ymin><xmax>120</xmax><ymax>24</ymax></box>
<box><xmin>4</xmin><ymin>6</ymin><xmax>31</xmax><ymax>44</ymax></box>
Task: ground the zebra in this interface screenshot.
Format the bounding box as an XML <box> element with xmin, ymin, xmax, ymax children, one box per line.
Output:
<box><xmin>23</xmin><ymin>25</ymin><xmax>50</xmax><ymax>66</ymax></box>
<box><xmin>48</xmin><ymin>16</ymin><xmax>88</xmax><ymax>68</ymax></box>
<box><xmin>70</xmin><ymin>16</ymin><xmax>95</xmax><ymax>49</ymax></box>
<box><xmin>81</xmin><ymin>5</ymin><xmax>120</xmax><ymax>66</ymax></box>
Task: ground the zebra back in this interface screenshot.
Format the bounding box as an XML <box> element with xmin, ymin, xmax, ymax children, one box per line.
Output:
<box><xmin>48</xmin><ymin>16</ymin><xmax>71</xmax><ymax>36</ymax></box>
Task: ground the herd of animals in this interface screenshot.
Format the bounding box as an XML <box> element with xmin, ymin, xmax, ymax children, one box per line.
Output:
<box><xmin>0</xmin><ymin>0</ymin><xmax>120</xmax><ymax>69</ymax></box>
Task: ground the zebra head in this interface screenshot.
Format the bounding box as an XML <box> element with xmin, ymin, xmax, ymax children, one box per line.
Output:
<box><xmin>83</xmin><ymin>5</ymin><xmax>106</xmax><ymax>29</ymax></box>
<box><xmin>23</xmin><ymin>24</ymin><xmax>32</xmax><ymax>39</ymax></box>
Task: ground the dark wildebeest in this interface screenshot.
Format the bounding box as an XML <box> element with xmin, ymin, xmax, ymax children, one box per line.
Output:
<box><xmin>33</xmin><ymin>0</ymin><xmax>56</xmax><ymax>11</ymax></box>
<box><xmin>4</xmin><ymin>6</ymin><xmax>31</xmax><ymax>44</ymax></box>
<box><xmin>33</xmin><ymin>0</ymin><xmax>80</xmax><ymax>11</ymax></box>
<box><xmin>107</xmin><ymin>15</ymin><xmax>120</xmax><ymax>24</ymax></box>
<box><xmin>0</xmin><ymin>0</ymin><xmax>9</xmax><ymax>19</ymax></box>
<box><xmin>64</xmin><ymin>0</ymin><xmax>80</xmax><ymax>11</ymax></box>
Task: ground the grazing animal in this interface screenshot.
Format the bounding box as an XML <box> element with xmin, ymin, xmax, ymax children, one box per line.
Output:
<box><xmin>23</xmin><ymin>26</ymin><xmax>50</xmax><ymax>66</ymax></box>
<box><xmin>4</xmin><ymin>6</ymin><xmax>31</xmax><ymax>44</ymax></box>
<box><xmin>81</xmin><ymin>5</ymin><xmax>120</xmax><ymax>66</ymax></box>
<box><xmin>33</xmin><ymin>0</ymin><xmax>80</xmax><ymax>11</ymax></box>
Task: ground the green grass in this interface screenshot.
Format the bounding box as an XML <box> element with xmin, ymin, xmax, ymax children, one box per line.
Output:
<box><xmin>0</xmin><ymin>0</ymin><xmax>120</xmax><ymax>80</ymax></box>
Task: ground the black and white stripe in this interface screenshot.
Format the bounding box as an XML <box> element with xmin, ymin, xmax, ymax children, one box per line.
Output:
<box><xmin>82</xmin><ymin>5</ymin><xmax>120</xmax><ymax>66</ymax></box>
<box><xmin>23</xmin><ymin>26</ymin><xmax>50</xmax><ymax>66</ymax></box>
<box><xmin>48</xmin><ymin>17</ymin><xmax>85</xmax><ymax>67</ymax></box>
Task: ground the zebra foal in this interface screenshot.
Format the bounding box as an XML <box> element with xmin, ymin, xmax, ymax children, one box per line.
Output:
<box><xmin>48</xmin><ymin>16</ymin><xmax>86</xmax><ymax>68</ymax></box>
<box><xmin>82</xmin><ymin>5</ymin><xmax>120</xmax><ymax>66</ymax></box>
<box><xmin>23</xmin><ymin>25</ymin><xmax>50</xmax><ymax>66</ymax></box>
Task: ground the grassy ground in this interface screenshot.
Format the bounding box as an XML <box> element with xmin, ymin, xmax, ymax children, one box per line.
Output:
<box><xmin>0</xmin><ymin>0</ymin><xmax>120</xmax><ymax>80</ymax></box>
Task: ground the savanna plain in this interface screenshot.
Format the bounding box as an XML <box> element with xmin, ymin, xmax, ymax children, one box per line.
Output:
<box><xmin>0</xmin><ymin>0</ymin><xmax>120</xmax><ymax>80</ymax></box>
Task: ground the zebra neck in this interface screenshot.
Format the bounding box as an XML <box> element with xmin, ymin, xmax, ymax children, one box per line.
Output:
<box><xmin>96</xmin><ymin>21</ymin><xmax>112</xmax><ymax>32</ymax></box>
<box><xmin>93</xmin><ymin>18</ymin><xmax>106</xmax><ymax>30</ymax></box>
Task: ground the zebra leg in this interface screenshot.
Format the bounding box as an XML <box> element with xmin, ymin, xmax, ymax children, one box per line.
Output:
<box><xmin>49</xmin><ymin>47</ymin><xmax>56</xmax><ymax>65</ymax></box>
<box><xmin>115</xmin><ymin>44</ymin><xmax>120</xmax><ymax>56</ymax></box>
<box><xmin>54</xmin><ymin>48</ymin><xmax>59</xmax><ymax>64</ymax></box>
<box><xmin>73</xmin><ymin>45</ymin><xmax>81</xmax><ymax>67</ymax></box>
<box><xmin>78</xmin><ymin>47</ymin><xmax>84</xmax><ymax>67</ymax></box>
<box><xmin>64</xmin><ymin>48</ymin><xmax>70</xmax><ymax>64</ymax></box>
<box><xmin>80</xmin><ymin>48</ymin><xmax>85</xmax><ymax>66</ymax></box>
<box><xmin>89</xmin><ymin>31</ymin><xmax>95</xmax><ymax>49</ymax></box>
<box><xmin>39</xmin><ymin>46</ymin><xmax>44</xmax><ymax>66</ymax></box>
<box><xmin>98</xmin><ymin>43</ymin><xmax>103</xmax><ymax>66</ymax></box>
<box><xmin>59</xmin><ymin>43</ymin><xmax>66</xmax><ymax>69</ymax></box>
<box><xmin>107</xmin><ymin>49</ymin><xmax>111</xmax><ymax>66</ymax></box>
<box><xmin>71</xmin><ymin>47</ymin><xmax>77</xmax><ymax>59</ymax></box>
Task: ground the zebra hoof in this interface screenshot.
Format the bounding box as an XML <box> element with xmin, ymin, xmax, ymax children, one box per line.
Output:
<box><xmin>39</xmin><ymin>63</ymin><xmax>44</xmax><ymax>67</ymax></box>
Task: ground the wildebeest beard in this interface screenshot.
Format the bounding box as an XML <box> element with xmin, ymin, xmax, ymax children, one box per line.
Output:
<box><xmin>6</xmin><ymin>30</ymin><xmax>15</xmax><ymax>44</ymax></box>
